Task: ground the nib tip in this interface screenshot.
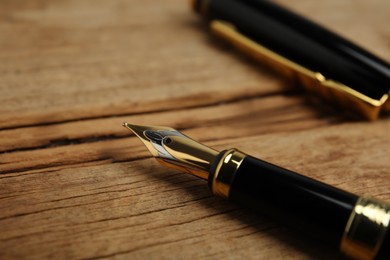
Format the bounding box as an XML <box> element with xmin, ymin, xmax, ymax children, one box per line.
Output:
<box><xmin>122</xmin><ymin>122</ymin><xmax>144</xmax><ymax>136</ymax></box>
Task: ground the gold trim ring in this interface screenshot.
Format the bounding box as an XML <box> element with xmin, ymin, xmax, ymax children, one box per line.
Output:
<box><xmin>340</xmin><ymin>197</ymin><xmax>390</xmax><ymax>260</ymax></box>
<box><xmin>212</xmin><ymin>149</ymin><xmax>246</xmax><ymax>198</ymax></box>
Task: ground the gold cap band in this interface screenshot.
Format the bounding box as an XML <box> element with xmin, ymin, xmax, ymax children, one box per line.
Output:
<box><xmin>212</xmin><ymin>149</ymin><xmax>246</xmax><ymax>198</ymax></box>
<box><xmin>341</xmin><ymin>197</ymin><xmax>390</xmax><ymax>260</ymax></box>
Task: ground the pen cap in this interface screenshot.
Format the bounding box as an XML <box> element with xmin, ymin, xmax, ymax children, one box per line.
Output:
<box><xmin>192</xmin><ymin>0</ymin><xmax>390</xmax><ymax>120</ymax></box>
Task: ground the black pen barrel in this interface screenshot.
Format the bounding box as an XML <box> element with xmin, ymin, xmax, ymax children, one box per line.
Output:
<box><xmin>209</xmin><ymin>149</ymin><xmax>390</xmax><ymax>260</ymax></box>
<box><xmin>230</xmin><ymin>155</ymin><xmax>357</xmax><ymax>246</ymax></box>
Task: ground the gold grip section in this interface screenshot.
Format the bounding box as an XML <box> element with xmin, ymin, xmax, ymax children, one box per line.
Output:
<box><xmin>212</xmin><ymin>149</ymin><xmax>246</xmax><ymax>198</ymax></box>
<box><xmin>210</xmin><ymin>20</ymin><xmax>389</xmax><ymax>120</ymax></box>
<box><xmin>341</xmin><ymin>197</ymin><xmax>390</xmax><ymax>260</ymax></box>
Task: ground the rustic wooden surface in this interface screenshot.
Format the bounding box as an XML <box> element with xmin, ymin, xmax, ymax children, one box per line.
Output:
<box><xmin>0</xmin><ymin>0</ymin><xmax>389</xmax><ymax>259</ymax></box>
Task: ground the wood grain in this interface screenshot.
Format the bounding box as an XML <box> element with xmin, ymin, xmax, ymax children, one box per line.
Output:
<box><xmin>0</xmin><ymin>0</ymin><xmax>389</xmax><ymax>259</ymax></box>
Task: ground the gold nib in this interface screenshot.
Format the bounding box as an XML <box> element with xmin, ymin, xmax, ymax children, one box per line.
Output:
<box><xmin>122</xmin><ymin>123</ymin><xmax>218</xmax><ymax>180</ymax></box>
<box><xmin>122</xmin><ymin>123</ymin><xmax>176</xmax><ymax>158</ymax></box>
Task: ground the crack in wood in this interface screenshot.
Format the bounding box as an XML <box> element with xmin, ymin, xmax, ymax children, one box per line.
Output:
<box><xmin>0</xmin><ymin>89</ymin><xmax>300</xmax><ymax>132</ymax></box>
<box><xmin>1</xmin><ymin>134</ymin><xmax>127</xmax><ymax>154</ymax></box>
<box><xmin>0</xmin><ymin>158</ymin><xmax>120</xmax><ymax>175</ymax></box>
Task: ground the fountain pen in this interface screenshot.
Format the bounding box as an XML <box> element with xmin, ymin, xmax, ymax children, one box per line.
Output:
<box><xmin>191</xmin><ymin>0</ymin><xmax>390</xmax><ymax>120</ymax></box>
<box><xmin>123</xmin><ymin>123</ymin><xmax>389</xmax><ymax>260</ymax></box>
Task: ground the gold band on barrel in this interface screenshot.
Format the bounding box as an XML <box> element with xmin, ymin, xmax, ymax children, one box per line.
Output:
<box><xmin>212</xmin><ymin>149</ymin><xmax>246</xmax><ymax>198</ymax></box>
<box><xmin>340</xmin><ymin>197</ymin><xmax>390</xmax><ymax>260</ymax></box>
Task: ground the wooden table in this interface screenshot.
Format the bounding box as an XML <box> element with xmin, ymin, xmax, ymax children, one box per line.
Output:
<box><xmin>1</xmin><ymin>1</ymin><xmax>389</xmax><ymax>259</ymax></box>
